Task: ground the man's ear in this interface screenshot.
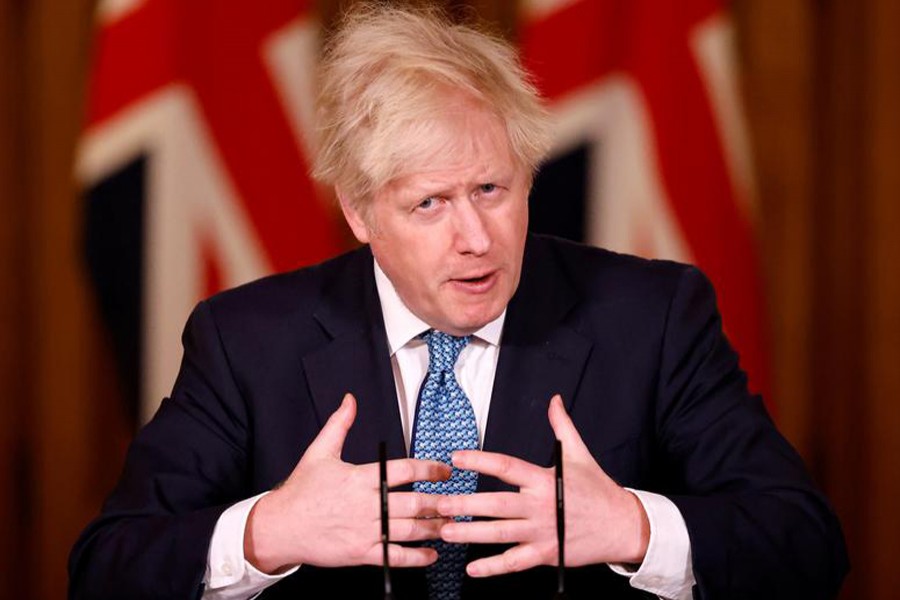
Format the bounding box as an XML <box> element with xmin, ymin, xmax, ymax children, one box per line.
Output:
<box><xmin>336</xmin><ymin>187</ymin><xmax>371</xmax><ymax>244</ymax></box>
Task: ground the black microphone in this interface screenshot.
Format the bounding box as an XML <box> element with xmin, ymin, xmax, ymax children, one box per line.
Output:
<box><xmin>554</xmin><ymin>440</ymin><xmax>568</xmax><ymax>599</ymax></box>
<box><xmin>379</xmin><ymin>441</ymin><xmax>394</xmax><ymax>600</ymax></box>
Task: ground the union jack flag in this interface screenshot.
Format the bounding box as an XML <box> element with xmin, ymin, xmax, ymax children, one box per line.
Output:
<box><xmin>523</xmin><ymin>0</ymin><xmax>770</xmax><ymax>399</ymax></box>
<box><xmin>79</xmin><ymin>0</ymin><xmax>342</xmax><ymax>422</ymax></box>
<box><xmin>80</xmin><ymin>0</ymin><xmax>769</xmax><ymax>423</ymax></box>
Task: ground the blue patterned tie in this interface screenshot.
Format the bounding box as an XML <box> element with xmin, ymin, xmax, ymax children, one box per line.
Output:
<box><xmin>412</xmin><ymin>330</ymin><xmax>479</xmax><ymax>600</ymax></box>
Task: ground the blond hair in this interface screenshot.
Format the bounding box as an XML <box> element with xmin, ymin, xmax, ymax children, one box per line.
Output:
<box><xmin>312</xmin><ymin>3</ymin><xmax>552</xmax><ymax>208</ymax></box>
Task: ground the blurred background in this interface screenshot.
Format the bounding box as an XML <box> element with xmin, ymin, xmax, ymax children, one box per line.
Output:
<box><xmin>1</xmin><ymin>0</ymin><xmax>897</xmax><ymax>598</ymax></box>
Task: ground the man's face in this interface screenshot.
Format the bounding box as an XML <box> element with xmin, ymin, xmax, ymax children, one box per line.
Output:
<box><xmin>341</xmin><ymin>104</ymin><xmax>530</xmax><ymax>336</ymax></box>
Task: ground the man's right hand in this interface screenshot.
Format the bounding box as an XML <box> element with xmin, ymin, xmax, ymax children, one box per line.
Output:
<box><xmin>243</xmin><ymin>393</ymin><xmax>451</xmax><ymax>574</ymax></box>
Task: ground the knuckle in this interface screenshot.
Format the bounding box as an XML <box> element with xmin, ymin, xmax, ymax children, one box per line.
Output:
<box><xmin>547</xmin><ymin>544</ymin><xmax>559</xmax><ymax>565</ymax></box>
<box><xmin>409</xmin><ymin>493</ymin><xmax>423</xmax><ymax>515</ymax></box>
<box><xmin>388</xmin><ymin>547</ymin><xmax>404</xmax><ymax>566</ymax></box>
<box><xmin>396</xmin><ymin>519</ymin><xmax>414</xmax><ymax>539</ymax></box>
<box><xmin>497</xmin><ymin>523</ymin><xmax>511</xmax><ymax>543</ymax></box>
<box><xmin>541</xmin><ymin>467</ymin><xmax>555</xmax><ymax>487</ymax></box>
<box><xmin>526</xmin><ymin>545</ymin><xmax>546</xmax><ymax>567</ymax></box>
<box><xmin>388</xmin><ymin>462</ymin><xmax>404</xmax><ymax>482</ymax></box>
<box><xmin>441</xmin><ymin>496</ymin><xmax>458</xmax><ymax>515</ymax></box>
<box><xmin>503</xmin><ymin>552</ymin><xmax>521</xmax><ymax>572</ymax></box>
<box><xmin>348</xmin><ymin>542</ymin><xmax>368</xmax><ymax>563</ymax></box>
<box><xmin>411</xmin><ymin>519</ymin><xmax>428</xmax><ymax>538</ymax></box>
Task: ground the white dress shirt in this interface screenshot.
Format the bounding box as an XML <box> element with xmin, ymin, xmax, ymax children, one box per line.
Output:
<box><xmin>202</xmin><ymin>260</ymin><xmax>696</xmax><ymax>599</ymax></box>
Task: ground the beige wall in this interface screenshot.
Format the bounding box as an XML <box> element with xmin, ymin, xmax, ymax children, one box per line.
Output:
<box><xmin>1</xmin><ymin>1</ymin><xmax>897</xmax><ymax>598</ymax></box>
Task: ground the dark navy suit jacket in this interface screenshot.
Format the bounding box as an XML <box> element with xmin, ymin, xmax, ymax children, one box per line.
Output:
<box><xmin>69</xmin><ymin>235</ymin><xmax>848</xmax><ymax>599</ymax></box>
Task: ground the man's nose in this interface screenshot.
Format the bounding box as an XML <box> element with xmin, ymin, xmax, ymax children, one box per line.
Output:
<box><xmin>453</xmin><ymin>199</ymin><xmax>492</xmax><ymax>256</ymax></box>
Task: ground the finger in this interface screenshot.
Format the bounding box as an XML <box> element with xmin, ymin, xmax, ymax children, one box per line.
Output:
<box><xmin>386</xmin><ymin>458</ymin><xmax>452</xmax><ymax>487</ymax></box>
<box><xmin>437</xmin><ymin>492</ymin><xmax>528</xmax><ymax>519</ymax></box>
<box><xmin>306</xmin><ymin>393</ymin><xmax>356</xmax><ymax>458</ymax></box>
<box><xmin>451</xmin><ymin>450</ymin><xmax>545</xmax><ymax>488</ymax></box>
<box><xmin>547</xmin><ymin>394</ymin><xmax>593</xmax><ymax>462</ymax></box>
<box><xmin>388</xmin><ymin>491</ymin><xmax>444</xmax><ymax>518</ymax></box>
<box><xmin>388</xmin><ymin>516</ymin><xmax>449</xmax><ymax>542</ymax></box>
<box><xmin>364</xmin><ymin>544</ymin><xmax>439</xmax><ymax>568</ymax></box>
<box><xmin>466</xmin><ymin>543</ymin><xmax>545</xmax><ymax>577</ymax></box>
<box><xmin>441</xmin><ymin>518</ymin><xmax>534</xmax><ymax>545</ymax></box>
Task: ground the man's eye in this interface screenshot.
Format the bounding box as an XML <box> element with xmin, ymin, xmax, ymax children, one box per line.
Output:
<box><xmin>417</xmin><ymin>197</ymin><xmax>436</xmax><ymax>210</ymax></box>
<box><xmin>480</xmin><ymin>183</ymin><xmax>497</xmax><ymax>194</ymax></box>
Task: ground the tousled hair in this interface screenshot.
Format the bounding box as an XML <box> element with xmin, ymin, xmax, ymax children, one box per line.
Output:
<box><xmin>312</xmin><ymin>3</ymin><xmax>552</xmax><ymax>208</ymax></box>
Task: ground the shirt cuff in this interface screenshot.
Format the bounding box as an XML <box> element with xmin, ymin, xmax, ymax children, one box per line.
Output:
<box><xmin>607</xmin><ymin>489</ymin><xmax>695</xmax><ymax>600</ymax></box>
<box><xmin>203</xmin><ymin>492</ymin><xmax>299</xmax><ymax>599</ymax></box>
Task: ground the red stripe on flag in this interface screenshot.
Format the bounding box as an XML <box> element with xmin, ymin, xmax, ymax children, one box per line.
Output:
<box><xmin>180</xmin><ymin>0</ymin><xmax>338</xmax><ymax>271</ymax></box>
<box><xmin>84</xmin><ymin>0</ymin><xmax>340</xmax><ymax>275</ymax></box>
<box><xmin>521</xmin><ymin>0</ymin><xmax>616</xmax><ymax>101</ymax></box>
<box><xmin>201</xmin><ymin>235</ymin><xmax>223</xmax><ymax>300</ymax></box>
<box><xmin>85</xmin><ymin>0</ymin><xmax>174</xmax><ymax>126</ymax></box>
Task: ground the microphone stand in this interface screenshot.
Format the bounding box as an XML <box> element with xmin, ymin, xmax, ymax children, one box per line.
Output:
<box><xmin>379</xmin><ymin>442</ymin><xmax>394</xmax><ymax>600</ymax></box>
<box><xmin>554</xmin><ymin>440</ymin><xmax>568</xmax><ymax>599</ymax></box>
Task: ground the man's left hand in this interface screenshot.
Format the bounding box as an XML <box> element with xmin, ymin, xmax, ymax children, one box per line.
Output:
<box><xmin>436</xmin><ymin>394</ymin><xmax>650</xmax><ymax>577</ymax></box>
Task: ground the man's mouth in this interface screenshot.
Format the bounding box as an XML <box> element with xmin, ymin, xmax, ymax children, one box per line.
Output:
<box><xmin>449</xmin><ymin>270</ymin><xmax>497</xmax><ymax>293</ymax></box>
<box><xmin>457</xmin><ymin>273</ymin><xmax>491</xmax><ymax>284</ymax></box>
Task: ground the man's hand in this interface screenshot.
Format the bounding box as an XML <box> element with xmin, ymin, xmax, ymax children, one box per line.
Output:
<box><xmin>244</xmin><ymin>393</ymin><xmax>452</xmax><ymax>574</ymax></box>
<box><xmin>437</xmin><ymin>394</ymin><xmax>650</xmax><ymax>577</ymax></box>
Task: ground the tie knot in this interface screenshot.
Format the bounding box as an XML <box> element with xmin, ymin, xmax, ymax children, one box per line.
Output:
<box><xmin>423</xmin><ymin>330</ymin><xmax>470</xmax><ymax>373</ymax></box>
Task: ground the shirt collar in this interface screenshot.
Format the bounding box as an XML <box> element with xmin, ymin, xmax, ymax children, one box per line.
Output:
<box><xmin>373</xmin><ymin>258</ymin><xmax>505</xmax><ymax>355</ymax></box>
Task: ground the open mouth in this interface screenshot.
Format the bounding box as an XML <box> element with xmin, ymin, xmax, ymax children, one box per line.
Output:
<box><xmin>458</xmin><ymin>273</ymin><xmax>492</xmax><ymax>284</ymax></box>
<box><xmin>450</xmin><ymin>270</ymin><xmax>497</xmax><ymax>293</ymax></box>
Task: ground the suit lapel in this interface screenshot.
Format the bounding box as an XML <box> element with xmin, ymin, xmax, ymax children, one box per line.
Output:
<box><xmin>480</xmin><ymin>236</ymin><xmax>592</xmax><ymax>492</ymax></box>
<box><xmin>300</xmin><ymin>249</ymin><xmax>427</xmax><ymax>597</ymax></box>
<box><xmin>301</xmin><ymin>248</ymin><xmax>407</xmax><ymax>465</ymax></box>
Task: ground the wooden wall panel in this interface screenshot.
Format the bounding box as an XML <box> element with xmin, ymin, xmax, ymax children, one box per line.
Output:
<box><xmin>733</xmin><ymin>0</ymin><xmax>816</xmax><ymax>458</ymax></box>
<box><xmin>1</xmin><ymin>1</ymin><xmax>30</xmax><ymax>597</ymax></box>
<box><xmin>737</xmin><ymin>0</ymin><xmax>900</xmax><ymax>597</ymax></box>
<box><xmin>22</xmin><ymin>0</ymin><xmax>106</xmax><ymax>597</ymax></box>
<box><xmin>864</xmin><ymin>0</ymin><xmax>900</xmax><ymax>597</ymax></box>
<box><xmin>809</xmin><ymin>3</ymin><xmax>870</xmax><ymax>596</ymax></box>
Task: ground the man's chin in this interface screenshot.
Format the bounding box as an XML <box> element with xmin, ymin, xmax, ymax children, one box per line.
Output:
<box><xmin>440</xmin><ymin>305</ymin><xmax>505</xmax><ymax>336</ymax></box>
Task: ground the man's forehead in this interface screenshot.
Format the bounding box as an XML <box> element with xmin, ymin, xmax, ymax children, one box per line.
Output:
<box><xmin>387</xmin><ymin>113</ymin><xmax>516</xmax><ymax>180</ymax></box>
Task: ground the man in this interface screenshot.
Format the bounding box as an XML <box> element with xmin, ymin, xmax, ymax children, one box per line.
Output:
<box><xmin>69</xmin><ymin>5</ymin><xmax>848</xmax><ymax>599</ymax></box>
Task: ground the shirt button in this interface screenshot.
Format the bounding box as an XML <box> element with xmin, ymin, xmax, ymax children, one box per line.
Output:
<box><xmin>221</xmin><ymin>562</ymin><xmax>233</xmax><ymax>577</ymax></box>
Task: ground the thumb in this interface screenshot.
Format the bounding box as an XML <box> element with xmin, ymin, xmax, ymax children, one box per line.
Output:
<box><xmin>306</xmin><ymin>393</ymin><xmax>357</xmax><ymax>459</ymax></box>
<box><xmin>547</xmin><ymin>394</ymin><xmax>593</xmax><ymax>463</ymax></box>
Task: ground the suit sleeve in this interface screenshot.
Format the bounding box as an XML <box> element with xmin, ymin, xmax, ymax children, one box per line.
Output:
<box><xmin>656</xmin><ymin>267</ymin><xmax>848</xmax><ymax>599</ymax></box>
<box><xmin>69</xmin><ymin>301</ymin><xmax>252</xmax><ymax>600</ymax></box>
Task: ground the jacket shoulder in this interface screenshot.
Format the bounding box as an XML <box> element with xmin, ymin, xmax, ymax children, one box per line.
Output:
<box><xmin>201</xmin><ymin>246</ymin><xmax>369</xmax><ymax>324</ymax></box>
<box><xmin>527</xmin><ymin>234</ymin><xmax>701</xmax><ymax>305</ymax></box>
